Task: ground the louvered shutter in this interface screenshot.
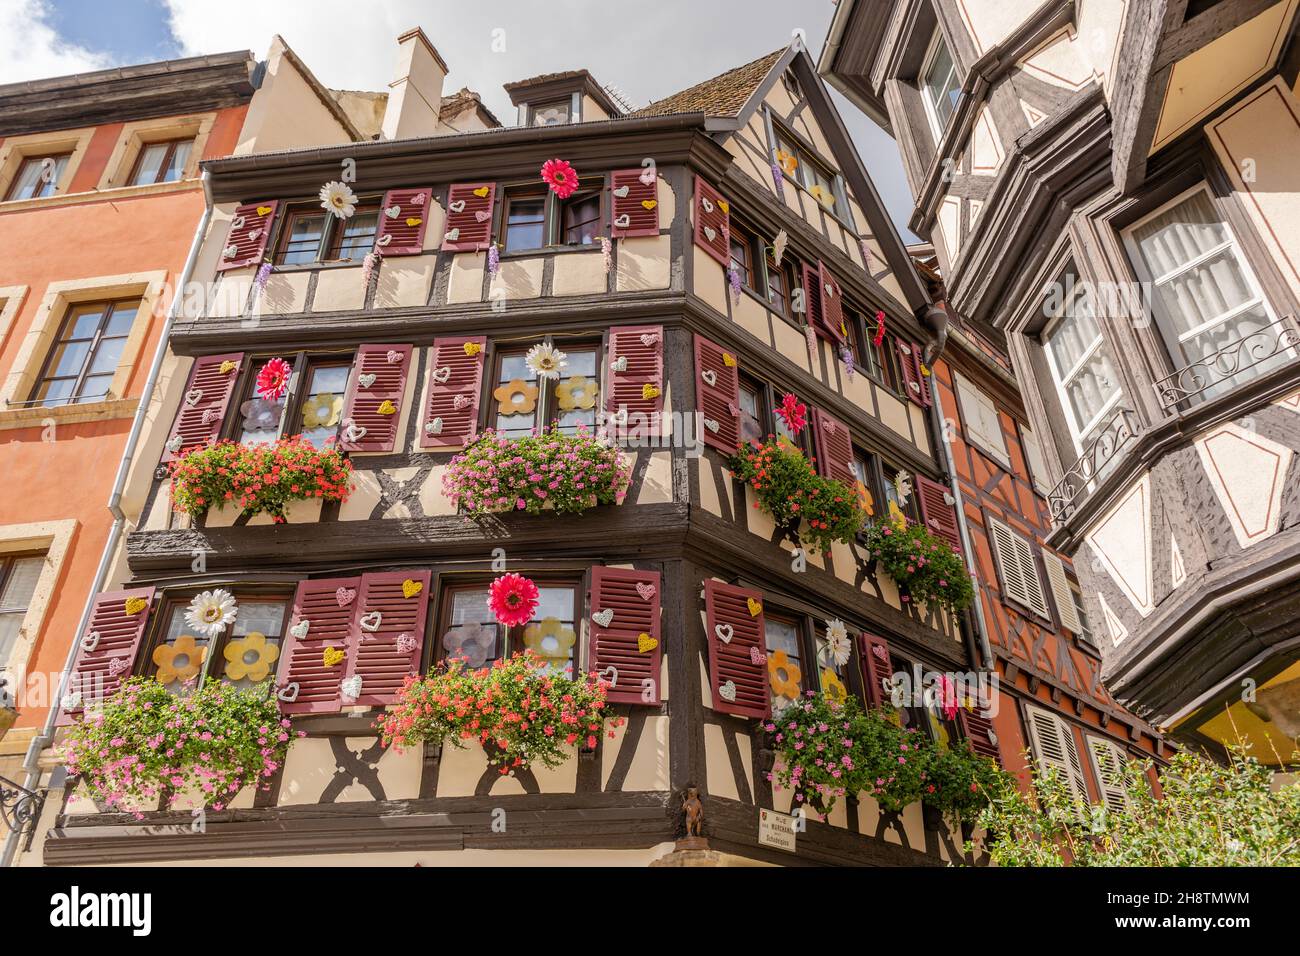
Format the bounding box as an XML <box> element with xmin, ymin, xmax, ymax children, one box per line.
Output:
<box><xmin>218</xmin><ymin>201</ymin><xmax>277</xmax><ymax>271</ymax></box>
<box><xmin>1025</xmin><ymin>704</ymin><xmax>1089</xmax><ymax>812</ymax></box>
<box><xmin>801</xmin><ymin>262</ymin><xmax>825</xmax><ymax>334</ymax></box>
<box><xmin>1085</xmin><ymin>735</ymin><xmax>1131</xmax><ymax>812</ymax></box>
<box><xmin>898</xmin><ymin>340</ymin><xmax>930</xmax><ymax>407</ymax></box>
<box><xmin>340</xmin><ymin>344</ymin><xmax>411</xmax><ymax>453</ymax></box>
<box><xmin>693</xmin><ymin>334</ymin><xmax>740</xmax><ymax>454</ymax></box>
<box><xmin>916</xmin><ymin>474</ymin><xmax>962</xmax><ymax>554</ymax></box>
<box><xmin>704</xmin><ymin>580</ymin><xmax>769</xmax><ymax>718</ymax></box>
<box><xmin>160</xmin><ymin>352</ymin><xmax>244</xmax><ymax>464</ymax></box>
<box><xmin>610</xmin><ymin>168</ymin><xmax>659</xmax><ymax>238</ymax></box>
<box><xmin>55</xmin><ymin>587</ymin><xmax>155</xmax><ymax>726</ymax></box>
<box><xmin>693</xmin><ymin>177</ymin><xmax>730</xmax><ymax>265</ymax></box>
<box><xmin>375</xmin><ymin>187</ymin><xmax>432</xmax><ymax>256</ymax></box>
<box><xmin>419</xmin><ymin>335</ymin><xmax>486</xmax><ymax>448</ymax></box>
<box><xmin>989</xmin><ymin>517</ymin><xmax>1048</xmax><ymax>616</ymax></box>
<box><xmin>442</xmin><ymin>182</ymin><xmax>495</xmax><ymax>251</ymax></box>
<box><xmin>605</xmin><ymin>325</ymin><xmax>664</xmax><ymax>425</ymax></box>
<box><xmin>818</xmin><ymin>263</ymin><xmax>848</xmax><ymax>344</ymax></box>
<box><xmin>588</xmin><ymin>567</ymin><xmax>662</xmax><ymax>705</ymax></box>
<box><xmin>347</xmin><ymin>570</ymin><xmax>430</xmax><ymax>706</ymax></box>
<box><xmin>956</xmin><ymin>705</ymin><xmax>1001</xmax><ymax>765</ymax></box>
<box><xmin>1042</xmin><ymin>551</ymin><xmax>1083</xmax><ymax>634</ymax></box>
<box><xmin>857</xmin><ymin>633</ymin><xmax>892</xmax><ymax>708</ymax></box>
<box><xmin>811</xmin><ymin>407</ymin><xmax>855</xmax><ymax>484</ymax></box>
<box><xmin>275</xmin><ymin>576</ymin><xmax>361</xmax><ymax>714</ymax></box>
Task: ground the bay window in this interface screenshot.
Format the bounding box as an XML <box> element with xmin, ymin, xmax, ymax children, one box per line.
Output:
<box><xmin>1042</xmin><ymin>269</ymin><xmax>1126</xmax><ymax>454</ymax></box>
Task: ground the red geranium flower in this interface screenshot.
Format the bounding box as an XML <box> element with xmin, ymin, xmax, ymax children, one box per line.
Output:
<box><xmin>255</xmin><ymin>357</ymin><xmax>292</xmax><ymax>400</ymax></box>
<box><xmin>540</xmin><ymin>158</ymin><xmax>579</xmax><ymax>199</ymax></box>
<box><xmin>488</xmin><ymin>573</ymin><xmax>540</xmax><ymax>627</ymax></box>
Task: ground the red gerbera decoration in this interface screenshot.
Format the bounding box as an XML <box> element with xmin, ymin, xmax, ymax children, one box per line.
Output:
<box><xmin>488</xmin><ymin>573</ymin><xmax>540</xmax><ymax>628</ymax></box>
<box><xmin>540</xmin><ymin>158</ymin><xmax>579</xmax><ymax>199</ymax></box>
<box><xmin>256</xmin><ymin>357</ymin><xmax>293</xmax><ymax>401</ymax></box>
<box><xmin>872</xmin><ymin>309</ymin><xmax>886</xmax><ymax>347</ymax></box>
<box><xmin>775</xmin><ymin>392</ymin><xmax>807</xmax><ymax>436</ymax></box>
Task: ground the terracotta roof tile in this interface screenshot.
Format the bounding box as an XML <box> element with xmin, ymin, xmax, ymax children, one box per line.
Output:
<box><xmin>632</xmin><ymin>49</ymin><xmax>784</xmax><ymax>118</ymax></box>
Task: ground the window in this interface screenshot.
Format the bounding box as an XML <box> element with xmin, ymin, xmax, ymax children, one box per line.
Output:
<box><xmin>1042</xmin><ymin>269</ymin><xmax>1126</xmax><ymax>454</ymax></box>
<box><xmin>765</xmin><ymin>254</ymin><xmax>794</xmax><ymax>317</ymax></box>
<box><xmin>737</xmin><ymin>375</ymin><xmax>767</xmax><ymax>445</ymax></box>
<box><xmin>273</xmin><ymin>201</ymin><xmax>380</xmax><ymax>266</ymax></box>
<box><xmin>234</xmin><ymin>352</ymin><xmax>351</xmax><ymax>449</ymax></box>
<box><xmin>127</xmin><ymin>137</ymin><xmax>194</xmax><ymax>186</ymax></box>
<box><xmin>1019</xmin><ymin>424</ymin><xmax>1050</xmax><ymax>496</ymax></box>
<box><xmin>988</xmin><ymin>515</ymin><xmax>1050</xmax><ymax>618</ymax></box>
<box><xmin>145</xmin><ymin>592</ymin><xmax>290</xmax><ymax>695</ymax></box>
<box><xmin>504</xmin><ymin>182</ymin><xmax>605</xmax><ymax>252</ymax></box>
<box><xmin>765</xmin><ymin>613</ymin><xmax>806</xmax><ymax>711</ymax></box>
<box><xmin>0</xmin><ymin>554</ymin><xmax>44</xmax><ymax>669</ymax></box>
<box><xmin>1071</xmin><ymin>586</ymin><xmax>1095</xmax><ymax>649</ymax></box>
<box><xmin>490</xmin><ymin>342</ymin><xmax>600</xmax><ymax>437</ymax></box>
<box><xmin>771</xmin><ymin>122</ymin><xmax>848</xmax><ymax>219</ymax></box>
<box><xmin>880</xmin><ymin>459</ymin><xmax>919</xmax><ymax>523</ymax></box>
<box><xmin>729</xmin><ymin>223</ymin><xmax>758</xmax><ymax>290</ymax></box>
<box><xmin>849</xmin><ymin>448</ymin><xmax>878</xmax><ymax>519</ymax></box>
<box><xmin>953</xmin><ymin>369</ymin><xmax>1010</xmax><ymax>469</ymax></box>
<box><xmin>504</xmin><ymin>192</ymin><xmax>547</xmax><ymax>252</ymax></box>
<box><xmin>560</xmin><ymin>190</ymin><xmax>601</xmax><ymax>246</ymax></box>
<box><xmin>438</xmin><ymin>580</ymin><xmax>580</xmax><ymax>676</ymax></box>
<box><xmin>1024</xmin><ymin>704</ymin><xmax>1091</xmax><ymax>815</ymax></box>
<box><xmin>530</xmin><ymin>99</ymin><xmax>572</xmax><ymax>126</ymax></box>
<box><xmin>921</xmin><ymin>30</ymin><xmax>961</xmax><ymax>138</ymax></box>
<box><xmin>30</xmin><ymin>298</ymin><xmax>140</xmax><ymax>407</ymax></box>
<box><xmin>5</xmin><ymin>153</ymin><xmax>70</xmax><ymax>201</ymax></box>
<box><xmin>852</xmin><ymin>312</ymin><xmax>904</xmax><ymax>394</ymax></box>
<box><xmin>1123</xmin><ymin>186</ymin><xmax>1284</xmax><ymax>398</ymax></box>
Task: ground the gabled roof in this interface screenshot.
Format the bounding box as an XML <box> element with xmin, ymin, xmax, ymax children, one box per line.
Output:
<box><xmin>503</xmin><ymin>68</ymin><xmax>624</xmax><ymax>118</ymax></box>
<box><xmin>633</xmin><ymin>50</ymin><xmax>784</xmax><ymax>118</ymax></box>
<box><xmin>439</xmin><ymin>87</ymin><xmax>503</xmax><ymax>128</ymax></box>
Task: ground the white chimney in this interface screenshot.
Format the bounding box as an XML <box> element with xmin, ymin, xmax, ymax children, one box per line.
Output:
<box><xmin>381</xmin><ymin>27</ymin><xmax>447</xmax><ymax>140</ymax></box>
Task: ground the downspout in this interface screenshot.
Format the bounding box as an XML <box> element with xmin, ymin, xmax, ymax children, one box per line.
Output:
<box><xmin>0</xmin><ymin>172</ymin><xmax>213</xmax><ymax>868</ymax></box>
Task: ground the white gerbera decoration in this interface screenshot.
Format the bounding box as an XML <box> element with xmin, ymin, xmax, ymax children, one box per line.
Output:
<box><xmin>186</xmin><ymin>589</ymin><xmax>238</xmax><ymax>638</ymax></box>
<box><xmin>772</xmin><ymin>229</ymin><xmax>788</xmax><ymax>266</ymax></box>
<box><xmin>319</xmin><ymin>180</ymin><xmax>358</xmax><ymax>220</ymax></box>
<box><xmin>525</xmin><ymin>342</ymin><xmax>568</xmax><ymax>381</ymax></box>
<box><xmin>822</xmin><ymin>618</ymin><xmax>852</xmax><ymax>667</ymax></box>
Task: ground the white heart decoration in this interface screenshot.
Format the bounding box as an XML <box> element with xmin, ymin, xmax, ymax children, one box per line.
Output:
<box><xmin>639</xmin><ymin>168</ymin><xmax>656</xmax><ymax>186</ymax></box>
<box><xmin>385</xmin><ymin>205</ymin><xmax>401</xmax><ymax>219</ymax></box>
<box><xmin>248</xmin><ymin>229</ymin><xmax>261</xmax><ymax>241</ymax></box>
<box><xmin>358</xmin><ymin>373</ymin><xmax>377</xmax><ymax>389</ymax></box>
<box><xmin>449</xmin><ymin>199</ymin><xmax>466</xmax><ymax>214</ymax></box>
<box><xmin>824</xmin><ymin>282</ymin><xmax>834</xmax><ymax>297</ymax></box>
<box><xmin>386</xmin><ymin>350</ymin><xmax>402</xmax><ymax>364</ymax></box>
<box><xmin>82</xmin><ymin>631</ymin><xmax>100</xmax><ymax>652</ymax></box>
<box><xmin>223</xmin><ymin>244</ymin><xmax>238</xmax><ymax>259</ymax></box>
<box><xmin>727</xmin><ymin>402</ymin><xmax>739</xmax><ymax>417</ymax></box>
<box><xmin>718</xmin><ymin>680</ymin><xmax>737</xmax><ymax>703</ymax></box>
<box><xmin>431</xmin><ymin>366</ymin><xmax>452</xmax><ymax>384</ymax></box>
<box><xmin>750</xmin><ymin>646</ymin><xmax>767</xmax><ymax>665</ymax></box>
<box><xmin>639</xmin><ymin>333</ymin><xmax>659</xmax><ymax>348</ymax></box>
<box><xmin>704</xmin><ymin>418</ymin><xmax>720</xmax><ymax>433</ymax></box>
<box><xmin>475</xmin><ymin>210</ymin><xmax>490</xmax><ymax>223</ymax></box>
<box><xmin>608</xmin><ymin>408</ymin><xmax>628</xmax><ymax>425</ymax></box>
<box><xmin>185</xmin><ymin>389</ymin><xmax>203</xmax><ymax>406</ymax></box>
<box><xmin>701</xmin><ymin>197</ymin><xmax>715</xmax><ymax>214</ymax></box>
<box><xmin>614</xmin><ymin>213</ymin><xmax>631</xmax><ymax>229</ymax></box>
<box><xmin>289</xmin><ymin>619</ymin><xmax>310</xmax><ymax>640</ymax></box>
<box><xmin>425</xmin><ymin>417</ymin><xmax>444</xmax><ymax>435</ymax></box>
<box><xmin>703</xmin><ymin>226</ymin><xmax>717</xmax><ymax>242</ymax></box>
<box><xmin>823</xmin><ymin>418</ymin><xmax>836</xmax><ymax>434</ymax></box>
<box><xmin>376</xmin><ymin>233</ymin><xmax>393</xmax><ymax>247</ymax></box>
<box><xmin>701</xmin><ymin>369</ymin><xmax>717</xmax><ymax>387</ymax></box>
<box><xmin>166</xmin><ymin>435</ymin><xmax>183</xmax><ymax>453</ymax></box>
<box><xmin>610</xmin><ymin>356</ymin><xmax>628</xmax><ymax>372</ymax></box>
<box><xmin>592</xmin><ymin>608</ymin><xmax>614</xmax><ymax>628</ymax></box>
<box><xmin>343</xmin><ymin>420</ymin><xmax>368</xmax><ymax>443</ymax></box>
<box><xmin>714</xmin><ymin>623</ymin><xmax>734</xmax><ymax>644</ymax></box>
<box><xmin>341</xmin><ymin>675</ymin><xmax>363</xmax><ymax>700</ymax></box>
<box><xmin>444</xmin><ymin>228</ymin><xmax>460</xmax><ymax>242</ymax></box>
<box><xmin>452</xmin><ymin>394</ymin><xmax>471</xmax><ymax>409</ymax></box>
<box><xmin>359</xmin><ymin>610</ymin><xmax>382</xmax><ymax>632</ymax></box>
<box><xmin>613</xmin><ymin>185</ymin><xmax>630</xmax><ymax>199</ymax></box>
<box><xmin>230</xmin><ymin>215</ymin><xmax>246</xmax><ymax>230</ymax></box>
<box><xmin>107</xmin><ymin>656</ymin><xmax>128</xmax><ymax>677</ymax></box>
<box><xmin>202</xmin><ymin>408</ymin><xmax>219</xmax><ymax>425</ymax></box>
<box><xmin>412</xmin><ymin>193</ymin><xmax>426</xmax><ymax>205</ymax></box>
<box><xmin>278</xmin><ymin>682</ymin><xmax>300</xmax><ymax>703</ymax></box>
<box><xmin>396</xmin><ymin>633</ymin><xmax>418</xmax><ymax>655</ymax></box>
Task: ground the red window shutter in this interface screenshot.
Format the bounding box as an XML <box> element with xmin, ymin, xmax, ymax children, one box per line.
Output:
<box><xmin>898</xmin><ymin>340</ymin><xmax>931</xmax><ymax>407</ymax></box>
<box><xmin>160</xmin><ymin>352</ymin><xmax>244</xmax><ymax>464</ymax></box>
<box><xmin>858</xmin><ymin>633</ymin><xmax>892</xmax><ymax>708</ymax></box>
<box><xmin>55</xmin><ymin>587</ymin><xmax>155</xmax><ymax>726</ymax></box>
<box><xmin>218</xmin><ymin>201</ymin><xmax>278</xmax><ymax>271</ymax></box>
<box><xmin>609</xmin><ymin>168</ymin><xmax>659</xmax><ymax>238</ymax></box>
<box><xmin>819</xmin><ymin>263</ymin><xmax>848</xmax><ymax>345</ymax></box>
<box><xmin>704</xmin><ymin>579</ymin><xmax>770</xmax><ymax>718</ymax></box>
<box><xmin>692</xmin><ymin>177</ymin><xmax>730</xmax><ymax>265</ymax></box>
<box><xmin>811</xmin><ymin>407</ymin><xmax>855</xmax><ymax>485</ymax></box>
<box><xmin>275</xmin><ymin>576</ymin><xmax>362</xmax><ymax>714</ymax></box>
<box><xmin>916</xmin><ymin>473</ymin><xmax>962</xmax><ymax>554</ymax></box>
<box><xmin>442</xmin><ymin>182</ymin><xmax>496</xmax><ymax>251</ymax></box>
<box><xmin>605</xmin><ymin>324</ymin><xmax>664</xmax><ymax>424</ymax></box>
<box><xmin>588</xmin><ymin>566</ymin><xmax>662</xmax><ymax>705</ymax></box>
<box><xmin>801</xmin><ymin>262</ymin><xmax>825</xmax><ymax>334</ymax></box>
<box><xmin>956</xmin><ymin>706</ymin><xmax>1002</xmax><ymax>765</ymax></box>
<box><xmin>693</xmin><ymin>334</ymin><xmax>741</xmax><ymax>454</ymax></box>
<box><xmin>375</xmin><ymin>187</ymin><xmax>433</xmax><ymax>256</ymax></box>
<box><xmin>347</xmin><ymin>570</ymin><xmax>431</xmax><ymax>706</ymax></box>
<box><xmin>340</xmin><ymin>343</ymin><xmax>411</xmax><ymax>453</ymax></box>
<box><xmin>419</xmin><ymin>335</ymin><xmax>486</xmax><ymax>448</ymax></box>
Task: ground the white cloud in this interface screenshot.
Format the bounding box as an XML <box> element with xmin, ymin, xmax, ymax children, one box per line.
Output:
<box><xmin>0</xmin><ymin>0</ymin><xmax>111</xmax><ymax>83</ymax></box>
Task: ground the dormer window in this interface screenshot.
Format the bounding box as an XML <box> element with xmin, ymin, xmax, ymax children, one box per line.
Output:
<box><xmin>921</xmin><ymin>30</ymin><xmax>960</xmax><ymax>139</ymax></box>
<box><xmin>531</xmin><ymin>99</ymin><xmax>573</xmax><ymax>126</ymax></box>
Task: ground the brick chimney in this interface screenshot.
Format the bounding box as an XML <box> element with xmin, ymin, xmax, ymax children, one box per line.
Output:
<box><xmin>381</xmin><ymin>27</ymin><xmax>448</xmax><ymax>140</ymax></box>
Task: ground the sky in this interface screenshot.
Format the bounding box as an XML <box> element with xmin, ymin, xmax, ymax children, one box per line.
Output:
<box><xmin>0</xmin><ymin>0</ymin><xmax>917</xmax><ymax>237</ymax></box>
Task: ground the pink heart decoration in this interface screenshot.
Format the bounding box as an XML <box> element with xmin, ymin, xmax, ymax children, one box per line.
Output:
<box><xmin>635</xmin><ymin>582</ymin><xmax>656</xmax><ymax>601</ymax></box>
<box><xmin>475</xmin><ymin>210</ymin><xmax>490</xmax><ymax>223</ymax></box>
<box><xmin>750</xmin><ymin>646</ymin><xmax>767</xmax><ymax>665</ymax></box>
<box><xmin>453</xmin><ymin>394</ymin><xmax>471</xmax><ymax>409</ymax></box>
<box><xmin>386</xmin><ymin>350</ymin><xmax>402</xmax><ymax>364</ymax></box>
<box><xmin>336</xmin><ymin>587</ymin><xmax>357</xmax><ymax>608</ymax></box>
<box><xmin>396</xmin><ymin>633</ymin><xmax>418</xmax><ymax>655</ymax></box>
<box><xmin>107</xmin><ymin>657</ymin><xmax>129</xmax><ymax>677</ymax></box>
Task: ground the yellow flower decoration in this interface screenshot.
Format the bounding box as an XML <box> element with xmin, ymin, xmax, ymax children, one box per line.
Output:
<box><xmin>522</xmin><ymin>617</ymin><xmax>577</xmax><ymax>667</ymax></box>
<box><xmin>555</xmin><ymin>375</ymin><xmax>598</xmax><ymax>411</ymax></box>
<box><xmin>821</xmin><ymin>669</ymin><xmax>848</xmax><ymax>705</ymax></box>
<box><xmin>493</xmin><ymin>379</ymin><xmax>539</xmax><ymax>414</ymax></box>
<box><xmin>153</xmin><ymin>635</ymin><xmax>207</xmax><ymax>685</ymax></box>
<box><xmin>767</xmin><ymin>649</ymin><xmax>802</xmax><ymax>702</ymax></box>
<box><xmin>776</xmin><ymin>150</ymin><xmax>798</xmax><ymax>175</ymax></box>
<box><xmin>301</xmin><ymin>392</ymin><xmax>343</xmax><ymax>429</ymax></box>
<box><xmin>855</xmin><ymin>480</ymin><xmax>875</xmax><ymax>517</ymax></box>
<box><xmin>887</xmin><ymin>499</ymin><xmax>908</xmax><ymax>529</ymax></box>
<box><xmin>808</xmin><ymin>184</ymin><xmax>835</xmax><ymax>209</ymax></box>
<box><xmin>222</xmin><ymin>632</ymin><xmax>280</xmax><ymax>682</ymax></box>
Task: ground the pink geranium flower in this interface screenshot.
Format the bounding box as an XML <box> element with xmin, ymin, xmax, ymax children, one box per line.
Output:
<box><xmin>540</xmin><ymin>158</ymin><xmax>580</xmax><ymax>199</ymax></box>
<box><xmin>488</xmin><ymin>573</ymin><xmax>540</xmax><ymax>627</ymax></box>
<box><xmin>255</xmin><ymin>357</ymin><xmax>292</xmax><ymax>400</ymax></box>
<box><xmin>775</xmin><ymin>392</ymin><xmax>807</xmax><ymax>436</ymax></box>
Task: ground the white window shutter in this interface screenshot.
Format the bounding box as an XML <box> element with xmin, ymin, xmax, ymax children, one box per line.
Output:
<box><xmin>1026</xmin><ymin>705</ymin><xmax>1090</xmax><ymax>815</ymax></box>
<box><xmin>1014</xmin><ymin>534</ymin><xmax>1049</xmax><ymax>618</ymax></box>
<box><xmin>1042</xmin><ymin>551</ymin><xmax>1083</xmax><ymax>633</ymax></box>
<box><xmin>989</xmin><ymin>516</ymin><xmax>1048</xmax><ymax>616</ymax></box>
<box><xmin>954</xmin><ymin>370</ymin><xmax>1010</xmax><ymax>468</ymax></box>
<box><xmin>1020</xmin><ymin>424</ymin><xmax>1050</xmax><ymax>495</ymax></box>
<box><xmin>1086</xmin><ymin>736</ymin><xmax>1131</xmax><ymax>813</ymax></box>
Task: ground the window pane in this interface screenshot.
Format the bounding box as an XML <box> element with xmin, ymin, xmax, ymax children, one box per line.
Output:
<box><xmin>217</xmin><ymin>600</ymin><xmax>286</xmax><ymax>691</ymax></box>
<box><xmin>0</xmin><ymin>612</ymin><xmax>23</xmax><ymax>668</ymax></box>
<box><xmin>279</xmin><ymin>214</ymin><xmax>326</xmax><ymax>265</ymax></box>
<box><xmin>334</xmin><ymin>209</ymin><xmax>378</xmax><ymax>260</ymax></box>
<box><xmin>47</xmin><ymin>339</ymin><xmax>92</xmax><ymax>378</ymax></box>
<box><xmin>44</xmin><ymin>154</ymin><xmax>70</xmax><ymax>196</ymax></box>
<box><xmin>561</xmin><ymin>194</ymin><xmax>600</xmax><ymax>246</ymax></box>
<box><xmin>104</xmin><ymin>302</ymin><xmax>138</xmax><ymax>336</ymax></box>
<box><xmin>0</xmin><ymin>556</ymin><xmax>43</xmax><ymax>611</ymax></box>
<box><xmin>493</xmin><ymin>352</ymin><xmax>539</xmax><ymax>437</ymax></box>
<box><xmin>532</xmin><ymin>101</ymin><xmax>571</xmax><ymax>126</ymax></box>
<box><xmin>1131</xmin><ymin>192</ymin><xmax>1229</xmax><ymax>278</ymax></box>
<box><xmin>1044</xmin><ymin>278</ymin><xmax>1126</xmax><ymax>448</ymax></box>
<box><xmin>554</xmin><ymin>348</ymin><xmax>598</xmax><ymax>433</ymax></box>
<box><xmin>240</xmin><ymin>393</ymin><xmax>287</xmax><ymax>445</ymax></box>
<box><xmin>923</xmin><ymin>38</ymin><xmax>959</xmax><ymax>131</ymax></box>
<box><xmin>521</xmin><ymin>586</ymin><xmax>577</xmax><ymax>676</ymax></box>
<box><xmin>7</xmin><ymin>159</ymin><xmax>46</xmax><ymax>200</ymax></box>
<box><xmin>33</xmin><ymin>378</ymin><xmax>76</xmax><ymax>406</ymax></box>
<box><xmin>78</xmin><ymin>374</ymin><xmax>113</xmax><ymax>401</ymax></box>
<box><xmin>65</xmin><ymin>306</ymin><xmax>105</xmax><ymax>340</ymax></box>
<box><xmin>505</xmin><ymin>199</ymin><xmax>545</xmax><ymax>252</ymax></box>
<box><xmin>131</xmin><ymin>143</ymin><xmax>168</xmax><ymax>186</ymax></box>
<box><xmin>442</xmin><ymin>589</ymin><xmax>504</xmax><ymax>668</ymax></box>
<box><xmin>160</xmin><ymin>139</ymin><xmax>192</xmax><ymax>183</ymax></box>
<box><xmin>738</xmin><ymin>383</ymin><xmax>764</xmax><ymax>444</ymax></box>
<box><xmin>297</xmin><ymin>364</ymin><xmax>348</xmax><ymax>448</ymax></box>
<box><xmin>766</xmin><ymin>263</ymin><xmax>788</xmax><ymax>314</ymax></box>
<box><xmin>88</xmin><ymin>336</ymin><xmax>127</xmax><ymax>375</ymax></box>
<box><xmin>766</xmin><ymin>618</ymin><xmax>803</xmax><ymax>709</ymax></box>
<box><xmin>151</xmin><ymin>605</ymin><xmax>210</xmax><ymax>695</ymax></box>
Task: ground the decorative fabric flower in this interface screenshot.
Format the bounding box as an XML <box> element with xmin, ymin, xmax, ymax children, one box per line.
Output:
<box><xmin>767</xmin><ymin>649</ymin><xmax>802</xmax><ymax>702</ymax></box>
<box><xmin>775</xmin><ymin>392</ymin><xmax>807</xmax><ymax>436</ymax></box>
<box><xmin>727</xmin><ymin>263</ymin><xmax>742</xmax><ymax>303</ymax></box>
<box><xmin>893</xmin><ymin>470</ymin><xmax>913</xmax><ymax>506</ymax></box>
<box><xmin>301</xmin><ymin>392</ymin><xmax>343</xmax><ymax>429</ymax></box>
<box><xmin>822</xmin><ymin>619</ymin><xmax>852</xmax><ymax>667</ymax></box>
<box><xmin>555</xmin><ymin>375</ymin><xmax>597</xmax><ymax>411</ymax></box>
<box><xmin>772</xmin><ymin>229</ymin><xmax>788</xmax><ymax>266</ymax></box>
<box><xmin>540</xmin><ymin>158</ymin><xmax>579</xmax><ymax>199</ymax></box>
<box><xmin>185</xmin><ymin>589</ymin><xmax>238</xmax><ymax>638</ymax></box>
<box><xmin>873</xmin><ymin>309</ymin><xmax>886</xmax><ymax>347</ymax></box>
<box><xmin>253</xmin><ymin>261</ymin><xmax>273</xmax><ymax>295</ymax></box>
<box><xmin>240</xmin><ymin>397</ymin><xmax>281</xmax><ymax>433</ymax></box>
<box><xmin>821</xmin><ymin>669</ymin><xmax>848</xmax><ymax>705</ymax></box>
<box><xmin>855</xmin><ymin>480</ymin><xmax>875</xmax><ymax>517</ymax></box>
<box><xmin>776</xmin><ymin>149</ymin><xmax>798</xmax><ymax>175</ymax></box>
<box><xmin>442</xmin><ymin>622</ymin><xmax>498</xmax><ymax>669</ymax></box>
<box><xmin>771</xmin><ymin>162</ymin><xmax>784</xmax><ymax>195</ymax></box>
<box><xmin>153</xmin><ymin>635</ymin><xmax>207</xmax><ymax>685</ymax></box>
<box><xmin>808</xmin><ymin>183</ymin><xmax>835</xmax><ymax>209</ymax></box>
<box><xmin>488</xmin><ymin>574</ymin><xmax>540</xmax><ymax>628</ymax></box>
<box><xmin>256</xmin><ymin>357</ymin><xmax>292</xmax><ymax>401</ymax></box>
<box><xmin>493</xmin><ymin>379</ymin><xmax>539</xmax><ymax>414</ymax></box>
<box><xmin>319</xmin><ymin>180</ymin><xmax>358</xmax><ymax>219</ymax></box>
<box><xmin>939</xmin><ymin>674</ymin><xmax>959</xmax><ymax>721</ymax></box>
<box><xmin>525</xmin><ymin>342</ymin><xmax>568</xmax><ymax>381</ymax></box>
<box><xmin>522</xmin><ymin>617</ymin><xmax>577</xmax><ymax>668</ymax></box>
<box><xmin>222</xmin><ymin>632</ymin><xmax>280</xmax><ymax>682</ymax></box>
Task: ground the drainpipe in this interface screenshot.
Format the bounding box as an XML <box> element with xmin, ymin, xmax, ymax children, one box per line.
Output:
<box><xmin>0</xmin><ymin>173</ymin><xmax>213</xmax><ymax>868</ymax></box>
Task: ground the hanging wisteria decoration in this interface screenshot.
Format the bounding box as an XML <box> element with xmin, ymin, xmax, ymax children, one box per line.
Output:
<box><xmin>727</xmin><ymin>263</ymin><xmax>742</xmax><ymax>304</ymax></box>
<box><xmin>601</xmin><ymin>236</ymin><xmax>612</xmax><ymax>276</ymax></box>
<box><xmin>771</xmin><ymin>161</ymin><xmax>784</xmax><ymax>195</ymax></box>
<box><xmin>840</xmin><ymin>344</ymin><xmax>855</xmax><ymax>380</ymax></box>
<box><xmin>361</xmin><ymin>250</ymin><xmax>380</xmax><ymax>287</ymax></box>
<box><xmin>487</xmin><ymin>242</ymin><xmax>500</xmax><ymax>278</ymax></box>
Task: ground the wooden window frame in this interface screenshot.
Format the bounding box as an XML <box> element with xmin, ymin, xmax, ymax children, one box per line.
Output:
<box><xmin>558</xmin><ymin>188</ymin><xmax>603</xmax><ymax>247</ymax></box>
<box><xmin>433</xmin><ymin>575</ymin><xmax>584</xmax><ymax>672</ymax></box>
<box><xmin>126</xmin><ymin>137</ymin><xmax>194</xmax><ymax>187</ymax></box>
<box><xmin>271</xmin><ymin>198</ymin><xmax>382</xmax><ymax>267</ymax></box>
<box><xmin>768</xmin><ymin>116</ymin><xmax>856</xmax><ymax>231</ymax></box>
<box><xmin>28</xmin><ymin>297</ymin><xmax>141</xmax><ymax>407</ymax></box>
<box><xmin>502</xmin><ymin>180</ymin><xmax>607</xmax><ymax>253</ymax></box>
<box><xmin>225</xmin><ymin>349</ymin><xmax>355</xmax><ymax>447</ymax></box>
<box><xmin>729</xmin><ymin>220</ymin><xmax>759</xmax><ymax>291</ymax></box>
<box><xmin>4</xmin><ymin>152</ymin><xmax>71</xmax><ymax>201</ymax></box>
<box><xmin>920</xmin><ymin>28</ymin><xmax>960</xmax><ymax>142</ymax></box>
<box><xmin>486</xmin><ymin>338</ymin><xmax>603</xmax><ymax>437</ymax></box>
<box><xmin>764</xmin><ymin>253</ymin><xmax>795</xmax><ymax>319</ymax></box>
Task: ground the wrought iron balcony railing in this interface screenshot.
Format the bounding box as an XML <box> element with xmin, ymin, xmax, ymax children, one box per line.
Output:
<box><xmin>1153</xmin><ymin>315</ymin><xmax>1300</xmax><ymax>409</ymax></box>
<box><xmin>1047</xmin><ymin>407</ymin><xmax>1140</xmax><ymax>523</ymax></box>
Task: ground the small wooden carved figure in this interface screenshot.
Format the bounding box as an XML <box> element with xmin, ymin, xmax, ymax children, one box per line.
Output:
<box><xmin>682</xmin><ymin>786</ymin><xmax>704</xmax><ymax>838</ymax></box>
